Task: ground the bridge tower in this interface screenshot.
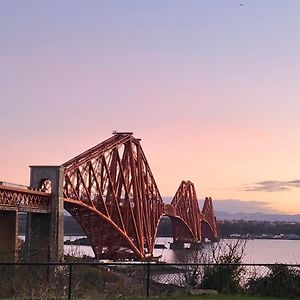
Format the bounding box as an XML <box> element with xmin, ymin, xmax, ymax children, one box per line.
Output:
<box><xmin>25</xmin><ymin>166</ymin><xmax>64</xmax><ymax>261</ymax></box>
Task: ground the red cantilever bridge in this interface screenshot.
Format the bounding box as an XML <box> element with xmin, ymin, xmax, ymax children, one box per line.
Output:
<box><xmin>0</xmin><ymin>132</ymin><xmax>217</xmax><ymax>261</ymax></box>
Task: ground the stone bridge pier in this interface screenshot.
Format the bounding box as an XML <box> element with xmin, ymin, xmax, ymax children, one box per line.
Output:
<box><xmin>25</xmin><ymin>166</ymin><xmax>64</xmax><ymax>262</ymax></box>
<box><xmin>0</xmin><ymin>211</ymin><xmax>18</xmax><ymax>262</ymax></box>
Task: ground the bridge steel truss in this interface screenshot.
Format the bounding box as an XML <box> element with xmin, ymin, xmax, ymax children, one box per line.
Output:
<box><xmin>62</xmin><ymin>133</ymin><xmax>165</xmax><ymax>259</ymax></box>
<box><xmin>62</xmin><ymin>133</ymin><xmax>217</xmax><ymax>260</ymax></box>
<box><xmin>0</xmin><ymin>132</ymin><xmax>217</xmax><ymax>261</ymax></box>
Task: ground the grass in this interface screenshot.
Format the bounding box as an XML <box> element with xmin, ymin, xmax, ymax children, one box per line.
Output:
<box><xmin>6</xmin><ymin>293</ymin><xmax>292</xmax><ymax>300</ymax></box>
<box><xmin>142</xmin><ymin>295</ymin><xmax>299</xmax><ymax>300</ymax></box>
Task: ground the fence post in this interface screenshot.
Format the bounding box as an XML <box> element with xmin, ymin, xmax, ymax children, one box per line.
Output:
<box><xmin>219</xmin><ymin>264</ymin><xmax>222</xmax><ymax>292</ymax></box>
<box><xmin>68</xmin><ymin>264</ymin><xmax>73</xmax><ymax>300</ymax></box>
<box><xmin>146</xmin><ymin>263</ymin><xmax>150</xmax><ymax>297</ymax></box>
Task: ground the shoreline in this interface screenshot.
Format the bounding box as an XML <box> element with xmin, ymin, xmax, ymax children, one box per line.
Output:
<box><xmin>64</xmin><ymin>236</ymin><xmax>300</xmax><ymax>246</ymax></box>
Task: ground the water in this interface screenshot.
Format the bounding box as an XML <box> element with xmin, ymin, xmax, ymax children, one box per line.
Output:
<box><xmin>65</xmin><ymin>236</ymin><xmax>300</xmax><ymax>263</ymax></box>
<box><xmin>243</xmin><ymin>239</ymin><xmax>300</xmax><ymax>264</ymax></box>
<box><xmin>19</xmin><ymin>235</ymin><xmax>300</xmax><ymax>263</ymax></box>
<box><xmin>64</xmin><ymin>235</ymin><xmax>95</xmax><ymax>257</ymax></box>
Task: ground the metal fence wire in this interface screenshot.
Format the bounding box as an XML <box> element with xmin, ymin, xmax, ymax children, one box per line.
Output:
<box><xmin>0</xmin><ymin>262</ymin><xmax>299</xmax><ymax>299</ymax></box>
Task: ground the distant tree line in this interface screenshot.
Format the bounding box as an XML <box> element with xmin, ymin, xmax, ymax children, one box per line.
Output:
<box><xmin>157</xmin><ymin>218</ymin><xmax>300</xmax><ymax>238</ymax></box>
<box><xmin>18</xmin><ymin>214</ymin><xmax>300</xmax><ymax>238</ymax></box>
<box><xmin>218</xmin><ymin>220</ymin><xmax>300</xmax><ymax>237</ymax></box>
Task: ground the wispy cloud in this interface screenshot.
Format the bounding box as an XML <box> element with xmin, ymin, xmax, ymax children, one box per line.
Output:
<box><xmin>242</xmin><ymin>179</ymin><xmax>300</xmax><ymax>192</ymax></box>
<box><xmin>211</xmin><ymin>199</ymin><xmax>281</xmax><ymax>214</ymax></box>
<box><xmin>162</xmin><ymin>197</ymin><xmax>281</xmax><ymax>214</ymax></box>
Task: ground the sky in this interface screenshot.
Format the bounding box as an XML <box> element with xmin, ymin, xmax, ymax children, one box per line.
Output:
<box><xmin>1</xmin><ymin>1</ymin><xmax>300</xmax><ymax>214</ymax></box>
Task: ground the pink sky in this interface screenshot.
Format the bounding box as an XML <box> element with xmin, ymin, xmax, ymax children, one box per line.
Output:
<box><xmin>1</xmin><ymin>1</ymin><xmax>300</xmax><ymax>213</ymax></box>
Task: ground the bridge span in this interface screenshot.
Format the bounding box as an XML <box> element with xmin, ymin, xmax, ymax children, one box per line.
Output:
<box><xmin>0</xmin><ymin>132</ymin><xmax>217</xmax><ymax>261</ymax></box>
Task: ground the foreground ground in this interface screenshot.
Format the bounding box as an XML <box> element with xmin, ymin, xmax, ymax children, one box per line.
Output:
<box><xmin>143</xmin><ymin>296</ymin><xmax>298</xmax><ymax>300</ymax></box>
<box><xmin>4</xmin><ymin>295</ymin><xmax>298</xmax><ymax>300</ymax></box>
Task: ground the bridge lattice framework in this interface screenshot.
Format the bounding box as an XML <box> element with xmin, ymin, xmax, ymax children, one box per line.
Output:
<box><xmin>0</xmin><ymin>133</ymin><xmax>217</xmax><ymax>261</ymax></box>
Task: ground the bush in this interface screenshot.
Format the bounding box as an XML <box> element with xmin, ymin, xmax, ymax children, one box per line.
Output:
<box><xmin>247</xmin><ymin>264</ymin><xmax>300</xmax><ymax>298</ymax></box>
<box><xmin>200</xmin><ymin>239</ymin><xmax>246</xmax><ymax>293</ymax></box>
<box><xmin>201</xmin><ymin>264</ymin><xmax>243</xmax><ymax>293</ymax></box>
<box><xmin>175</xmin><ymin>239</ymin><xmax>247</xmax><ymax>293</ymax></box>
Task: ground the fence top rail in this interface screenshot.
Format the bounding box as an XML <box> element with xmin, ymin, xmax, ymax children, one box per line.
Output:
<box><xmin>0</xmin><ymin>262</ymin><xmax>299</xmax><ymax>267</ymax></box>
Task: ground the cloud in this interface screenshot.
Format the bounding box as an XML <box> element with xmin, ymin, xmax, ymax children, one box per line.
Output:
<box><xmin>209</xmin><ymin>199</ymin><xmax>281</xmax><ymax>214</ymax></box>
<box><xmin>241</xmin><ymin>179</ymin><xmax>300</xmax><ymax>192</ymax></box>
<box><xmin>200</xmin><ymin>199</ymin><xmax>280</xmax><ymax>214</ymax></box>
<box><xmin>162</xmin><ymin>196</ymin><xmax>280</xmax><ymax>214</ymax></box>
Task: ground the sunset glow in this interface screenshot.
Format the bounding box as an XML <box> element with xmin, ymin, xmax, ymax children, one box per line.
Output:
<box><xmin>1</xmin><ymin>1</ymin><xmax>300</xmax><ymax>213</ymax></box>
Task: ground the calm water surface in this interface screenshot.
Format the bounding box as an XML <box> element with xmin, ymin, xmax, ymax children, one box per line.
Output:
<box><xmin>63</xmin><ymin>236</ymin><xmax>300</xmax><ymax>264</ymax></box>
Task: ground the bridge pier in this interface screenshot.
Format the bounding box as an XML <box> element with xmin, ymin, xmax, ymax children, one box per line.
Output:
<box><xmin>25</xmin><ymin>166</ymin><xmax>64</xmax><ymax>262</ymax></box>
<box><xmin>25</xmin><ymin>213</ymin><xmax>52</xmax><ymax>261</ymax></box>
<box><xmin>0</xmin><ymin>211</ymin><xmax>18</xmax><ymax>262</ymax></box>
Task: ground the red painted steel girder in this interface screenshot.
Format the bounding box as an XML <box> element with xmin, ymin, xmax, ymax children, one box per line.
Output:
<box><xmin>62</xmin><ymin>133</ymin><xmax>218</xmax><ymax>259</ymax></box>
<box><xmin>62</xmin><ymin>133</ymin><xmax>164</xmax><ymax>259</ymax></box>
<box><xmin>0</xmin><ymin>185</ymin><xmax>50</xmax><ymax>213</ymax></box>
<box><xmin>170</xmin><ymin>181</ymin><xmax>202</xmax><ymax>242</ymax></box>
<box><xmin>170</xmin><ymin>181</ymin><xmax>217</xmax><ymax>243</ymax></box>
<box><xmin>202</xmin><ymin>197</ymin><xmax>218</xmax><ymax>239</ymax></box>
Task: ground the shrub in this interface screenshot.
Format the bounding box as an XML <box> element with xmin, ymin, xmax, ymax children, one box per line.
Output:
<box><xmin>175</xmin><ymin>239</ymin><xmax>247</xmax><ymax>293</ymax></box>
<box><xmin>247</xmin><ymin>264</ymin><xmax>300</xmax><ymax>298</ymax></box>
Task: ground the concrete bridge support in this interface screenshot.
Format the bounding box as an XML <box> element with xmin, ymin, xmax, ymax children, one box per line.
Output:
<box><xmin>0</xmin><ymin>211</ymin><xmax>18</xmax><ymax>262</ymax></box>
<box><xmin>25</xmin><ymin>166</ymin><xmax>64</xmax><ymax>262</ymax></box>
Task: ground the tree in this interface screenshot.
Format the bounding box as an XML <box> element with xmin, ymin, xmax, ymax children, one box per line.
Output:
<box><xmin>174</xmin><ymin>239</ymin><xmax>248</xmax><ymax>293</ymax></box>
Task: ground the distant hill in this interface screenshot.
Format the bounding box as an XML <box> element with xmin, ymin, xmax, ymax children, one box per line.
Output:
<box><xmin>216</xmin><ymin>211</ymin><xmax>300</xmax><ymax>222</ymax></box>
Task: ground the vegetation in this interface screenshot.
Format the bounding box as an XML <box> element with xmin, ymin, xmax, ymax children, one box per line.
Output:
<box><xmin>167</xmin><ymin>239</ymin><xmax>300</xmax><ymax>298</ymax></box>
<box><xmin>83</xmin><ymin>296</ymin><xmax>300</xmax><ymax>300</ymax></box>
<box><xmin>2</xmin><ymin>258</ymin><xmax>300</xmax><ymax>298</ymax></box>
<box><xmin>173</xmin><ymin>239</ymin><xmax>247</xmax><ymax>294</ymax></box>
<box><xmin>247</xmin><ymin>264</ymin><xmax>300</xmax><ymax>298</ymax></box>
<box><xmin>157</xmin><ymin>217</ymin><xmax>300</xmax><ymax>239</ymax></box>
<box><xmin>14</xmin><ymin>215</ymin><xmax>300</xmax><ymax>299</ymax></box>
<box><xmin>2</xmin><ymin>294</ymin><xmax>298</xmax><ymax>300</ymax></box>
<box><xmin>201</xmin><ymin>239</ymin><xmax>246</xmax><ymax>294</ymax></box>
<box><xmin>143</xmin><ymin>296</ymin><xmax>299</xmax><ymax>300</ymax></box>
<box><xmin>218</xmin><ymin>220</ymin><xmax>300</xmax><ymax>238</ymax></box>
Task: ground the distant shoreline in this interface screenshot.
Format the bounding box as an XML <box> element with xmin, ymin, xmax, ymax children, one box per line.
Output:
<box><xmin>64</xmin><ymin>236</ymin><xmax>300</xmax><ymax>246</ymax></box>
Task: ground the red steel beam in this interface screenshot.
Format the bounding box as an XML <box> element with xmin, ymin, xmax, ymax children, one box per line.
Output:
<box><xmin>0</xmin><ymin>133</ymin><xmax>218</xmax><ymax>259</ymax></box>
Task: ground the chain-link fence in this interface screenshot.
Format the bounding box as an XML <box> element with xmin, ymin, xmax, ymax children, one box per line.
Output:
<box><xmin>0</xmin><ymin>262</ymin><xmax>300</xmax><ymax>299</ymax></box>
